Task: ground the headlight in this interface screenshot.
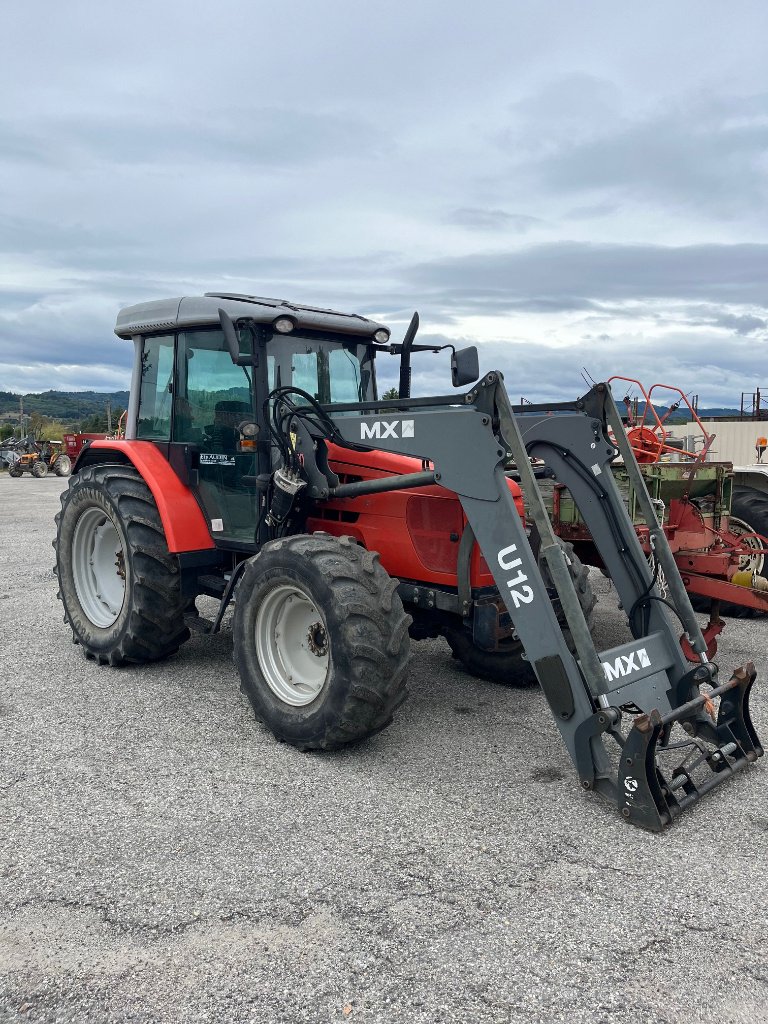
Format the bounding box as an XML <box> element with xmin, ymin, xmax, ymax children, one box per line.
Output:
<box><xmin>274</xmin><ymin>317</ymin><xmax>295</xmax><ymax>334</ymax></box>
<box><xmin>238</xmin><ymin>421</ymin><xmax>259</xmax><ymax>438</ymax></box>
<box><xmin>374</xmin><ymin>328</ymin><xmax>390</xmax><ymax>343</ymax></box>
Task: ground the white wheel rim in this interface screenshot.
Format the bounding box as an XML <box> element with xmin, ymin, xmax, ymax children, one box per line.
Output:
<box><xmin>255</xmin><ymin>583</ymin><xmax>329</xmax><ymax>706</ymax></box>
<box><xmin>730</xmin><ymin>515</ymin><xmax>765</xmax><ymax>575</ymax></box>
<box><xmin>72</xmin><ymin>507</ymin><xmax>126</xmax><ymax>627</ymax></box>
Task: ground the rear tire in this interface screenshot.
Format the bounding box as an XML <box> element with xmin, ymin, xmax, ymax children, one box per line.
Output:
<box><xmin>234</xmin><ymin>534</ymin><xmax>411</xmax><ymax>750</ymax></box>
<box><xmin>54</xmin><ymin>464</ymin><xmax>190</xmax><ymax>664</ymax></box>
<box><xmin>54</xmin><ymin>455</ymin><xmax>72</xmax><ymax>477</ymax></box>
<box><xmin>730</xmin><ymin>486</ymin><xmax>768</xmax><ymax>577</ymax></box>
<box><xmin>444</xmin><ymin>540</ymin><xmax>596</xmax><ymax>686</ymax></box>
<box><xmin>691</xmin><ymin>485</ymin><xmax>768</xmax><ymax>618</ymax></box>
<box><xmin>32</xmin><ymin>459</ymin><xmax>48</xmax><ymax>478</ymax></box>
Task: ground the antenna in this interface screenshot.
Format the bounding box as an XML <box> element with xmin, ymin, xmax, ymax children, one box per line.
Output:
<box><xmin>581</xmin><ymin>367</ymin><xmax>598</xmax><ymax>388</ymax></box>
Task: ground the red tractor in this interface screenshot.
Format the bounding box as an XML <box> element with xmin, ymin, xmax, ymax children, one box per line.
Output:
<box><xmin>53</xmin><ymin>293</ymin><xmax>762</xmax><ymax>830</ymax></box>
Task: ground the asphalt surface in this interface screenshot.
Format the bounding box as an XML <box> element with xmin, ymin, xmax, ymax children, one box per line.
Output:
<box><xmin>1</xmin><ymin>473</ymin><xmax>767</xmax><ymax>1024</ymax></box>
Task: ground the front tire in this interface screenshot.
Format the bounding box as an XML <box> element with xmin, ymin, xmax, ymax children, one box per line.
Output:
<box><xmin>54</xmin><ymin>465</ymin><xmax>190</xmax><ymax>664</ymax></box>
<box><xmin>8</xmin><ymin>462</ymin><xmax>22</xmax><ymax>478</ymax></box>
<box><xmin>32</xmin><ymin>459</ymin><xmax>48</xmax><ymax>478</ymax></box>
<box><xmin>234</xmin><ymin>534</ymin><xmax>411</xmax><ymax>750</ymax></box>
<box><xmin>54</xmin><ymin>455</ymin><xmax>72</xmax><ymax>477</ymax></box>
<box><xmin>444</xmin><ymin>540</ymin><xmax>596</xmax><ymax>686</ymax></box>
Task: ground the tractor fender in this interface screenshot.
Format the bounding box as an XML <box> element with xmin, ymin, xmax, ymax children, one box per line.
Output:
<box><xmin>74</xmin><ymin>440</ymin><xmax>215</xmax><ymax>553</ymax></box>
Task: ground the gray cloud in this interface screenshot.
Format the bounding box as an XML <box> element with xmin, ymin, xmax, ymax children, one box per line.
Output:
<box><xmin>404</xmin><ymin>242</ymin><xmax>768</xmax><ymax>311</ymax></box>
<box><xmin>0</xmin><ymin>108</ymin><xmax>387</xmax><ymax>171</ymax></box>
<box><xmin>679</xmin><ymin>306</ymin><xmax>768</xmax><ymax>336</ymax></box>
<box><xmin>444</xmin><ymin>208</ymin><xmax>543</xmax><ymax>232</ymax></box>
<box><xmin>499</xmin><ymin>79</ymin><xmax>768</xmax><ymax>218</ymax></box>
<box><xmin>399</xmin><ymin>329</ymin><xmax>766</xmax><ymax>408</ymax></box>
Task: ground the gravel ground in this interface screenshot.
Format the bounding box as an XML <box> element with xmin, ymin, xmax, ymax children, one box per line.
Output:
<box><xmin>1</xmin><ymin>473</ymin><xmax>767</xmax><ymax>1024</ymax></box>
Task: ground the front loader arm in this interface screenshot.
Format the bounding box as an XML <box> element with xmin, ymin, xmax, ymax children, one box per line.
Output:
<box><xmin>295</xmin><ymin>374</ymin><xmax>762</xmax><ymax>830</ymax></box>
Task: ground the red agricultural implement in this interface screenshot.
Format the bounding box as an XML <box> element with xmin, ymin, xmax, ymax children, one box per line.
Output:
<box><xmin>550</xmin><ymin>376</ymin><xmax>768</xmax><ymax>658</ymax></box>
<box><xmin>63</xmin><ymin>414</ymin><xmax>127</xmax><ymax>463</ymax></box>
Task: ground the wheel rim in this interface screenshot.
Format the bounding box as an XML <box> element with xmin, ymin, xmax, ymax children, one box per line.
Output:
<box><xmin>72</xmin><ymin>507</ymin><xmax>126</xmax><ymax>627</ymax></box>
<box><xmin>255</xmin><ymin>583</ymin><xmax>329</xmax><ymax>706</ymax></box>
<box><xmin>729</xmin><ymin>516</ymin><xmax>765</xmax><ymax>575</ymax></box>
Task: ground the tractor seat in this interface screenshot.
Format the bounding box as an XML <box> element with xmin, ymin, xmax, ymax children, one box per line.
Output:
<box><xmin>210</xmin><ymin>400</ymin><xmax>250</xmax><ymax>453</ymax></box>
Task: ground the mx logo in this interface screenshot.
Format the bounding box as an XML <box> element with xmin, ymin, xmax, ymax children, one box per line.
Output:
<box><xmin>360</xmin><ymin>419</ymin><xmax>414</xmax><ymax>440</ymax></box>
<box><xmin>603</xmin><ymin>647</ymin><xmax>651</xmax><ymax>684</ymax></box>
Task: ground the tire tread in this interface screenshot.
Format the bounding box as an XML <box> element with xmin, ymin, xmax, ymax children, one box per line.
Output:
<box><xmin>235</xmin><ymin>533</ymin><xmax>411</xmax><ymax>750</ymax></box>
<box><xmin>54</xmin><ymin>464</ymin><xmax>190</xmax><ymax>664</ymax></box>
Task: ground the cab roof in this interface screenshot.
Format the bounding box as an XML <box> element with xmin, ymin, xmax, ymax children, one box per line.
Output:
<box><xmin>114</xmin><ymin>292</ymin><xmax>390</xmax><ymax>342</ymax></box>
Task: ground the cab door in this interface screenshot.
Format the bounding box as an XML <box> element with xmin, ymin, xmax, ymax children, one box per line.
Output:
<box><xmin>173</xmin><ymin>328</ymin><xmax>267</xmax><ymax>544</ymax></box>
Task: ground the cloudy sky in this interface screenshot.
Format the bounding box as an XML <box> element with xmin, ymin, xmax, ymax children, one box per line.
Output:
<box><xmin>2</xmin><ymin>0</ymin><xmax>767</xmax><ymax>405</ymax></box>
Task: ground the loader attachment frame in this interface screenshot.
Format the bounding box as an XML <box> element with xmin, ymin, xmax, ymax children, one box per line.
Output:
<box><xmin>303</xmin><ymin>373</ymin><xmax>763</xmax><ymax>829</ymax></box>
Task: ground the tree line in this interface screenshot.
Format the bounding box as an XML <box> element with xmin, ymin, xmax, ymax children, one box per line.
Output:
<box><xmin>0</xmin><ymin>407</ymin><xmax>125</xmax><ymax>442</ymax></box>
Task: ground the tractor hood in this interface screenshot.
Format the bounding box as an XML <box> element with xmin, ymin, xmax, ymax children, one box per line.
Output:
<box><xmin>325</xmin><ymin>443</ymin><xmax>524</xmax><ymax>501</ymax></box>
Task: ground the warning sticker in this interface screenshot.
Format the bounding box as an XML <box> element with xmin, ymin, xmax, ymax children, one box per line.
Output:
<box><xmin>200</xmin><ymin>453</ymin><xmax>236</xmax><ymax>466</ymax></box>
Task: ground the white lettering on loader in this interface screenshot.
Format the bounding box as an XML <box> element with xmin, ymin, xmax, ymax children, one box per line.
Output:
<box><xmin>360</xmin><ymin>420</ymin><xmax>414</xmax><ymax>440</ymax></box>
<box><xmin>497</xmin><ymin>543</ymin><xmax>535</xmax><ymax>609</ymax></box>
<box><xmin>603</xmin><ymin>648</ymin><xmax>651</xmax><ymax>683</ymax></box>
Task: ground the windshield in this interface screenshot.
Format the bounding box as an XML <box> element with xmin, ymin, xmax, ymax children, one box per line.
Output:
<box><xmin>270</xmin><ymin>331</ymin><xmax>375</xmax><ymax>404</ymax></box>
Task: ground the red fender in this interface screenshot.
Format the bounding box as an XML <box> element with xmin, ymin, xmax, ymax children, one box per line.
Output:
<box><xmin>81</xmin><ymin>441</ymin><xmax>215</xmax><ymax>553</ymax></box>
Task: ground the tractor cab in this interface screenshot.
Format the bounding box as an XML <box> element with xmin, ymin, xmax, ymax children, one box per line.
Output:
<box><xmin>115</xmin><ymin>293</ymin><xmax>386</xmax><ymax>544</ymax></box>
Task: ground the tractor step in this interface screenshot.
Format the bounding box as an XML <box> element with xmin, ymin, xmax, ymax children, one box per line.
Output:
<box><xmin>185</xmin><ymin>612</ymin><xmax>215</xmax><ymax>634</ymax></box>
<box><xmin>188</xmin><ymin>564</ymin><xmax>247</xmax><ymax>638</ymax></box>
<box><xmin>198</xmin><ymin>573</ymin><xmax>228</xmax><ymax>597</ymax></box>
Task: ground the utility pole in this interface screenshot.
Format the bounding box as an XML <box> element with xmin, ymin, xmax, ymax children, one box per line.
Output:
<box><xmin>106</xmin><ymin>401</ymin><xmax>112</xmax><ymax>433</ymax></box>
<box><xmin>18</xmin><ymin>396</ymin><xmax>24</xmax><ymax>438</ymax></box>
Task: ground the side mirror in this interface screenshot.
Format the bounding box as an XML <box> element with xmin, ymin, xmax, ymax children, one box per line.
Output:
<box><xmin>451</xmin><ymin>345</ymin><xmax>479</xmax><ymax>387</ymax></box>
<box><xmin>218</xmin><ymin>308</ymin><xmax>252</xmax><ymax>366</ymax></box>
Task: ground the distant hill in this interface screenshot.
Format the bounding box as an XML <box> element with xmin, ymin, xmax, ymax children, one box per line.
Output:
<box><xmin>692</xmin><ymin>408</ymin><xmax>745</xmax><ymax>421</ymax></box>
<box><xmin>0</xmin><ymin>390</ymin><xmax>129</xmax><ymax>423</ymax></box>
<box><xmin>0</xmin><ymin>388</ymin><xmax>750</xmax><ymax>428</ymax></box>
<box><xmin>629</xmin><ymin>402</ymin><xmax>742</xmax><ymax>424</ymax></box>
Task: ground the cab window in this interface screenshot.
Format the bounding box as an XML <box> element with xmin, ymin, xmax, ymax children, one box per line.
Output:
<box><xmin>174</xmin><ymin>330</ymin><xmax>252</xmax><ymax>446</ymax></box>
<box><xmin>137</xmin><ymin>335</ymin><xmax>174</xmax><ymax>439</ymax></box>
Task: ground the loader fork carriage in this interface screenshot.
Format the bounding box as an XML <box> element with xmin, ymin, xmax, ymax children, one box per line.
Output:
<box><xmin>310</xmin><ymin>375</ymin><xmax>763</xmax><ymax>830</ymax></box>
